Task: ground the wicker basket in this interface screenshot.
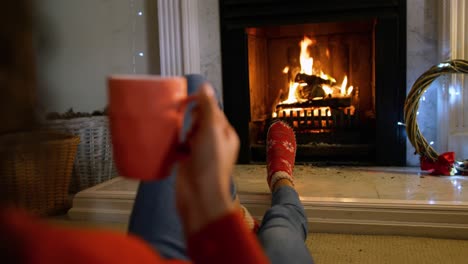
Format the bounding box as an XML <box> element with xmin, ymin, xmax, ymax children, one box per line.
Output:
<box><xmin>0</xmin><ymin>132</ymin><xmax>80</xmax><ymax>215</ymax></box>
<box><xmin>46</xmin><ymin>116</ymin><xmax>118</xmax><ymax>192</ymax></box>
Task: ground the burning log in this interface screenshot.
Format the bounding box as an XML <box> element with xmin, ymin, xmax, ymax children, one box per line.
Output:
<box><xmin>294</xmin><ymin>73</ymin><xmax>337</xmax><ymax>100</ymax></box>
<box><xmin>276</xmin><ymin>97</ymin><xmax>352</xmax><ymax>109</ymax></box>
<box><xmin>294</xmin><ymin>73</ymin><xmax>335</xmax><ymax>87</ymax></box>
<box><xmin>296</xmin><ymin>84</ymin><xmax>325</xmax><ymax>99</ymax></box>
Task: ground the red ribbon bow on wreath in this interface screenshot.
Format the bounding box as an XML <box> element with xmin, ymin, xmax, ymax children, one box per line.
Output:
<box><xmin>420</xmin><ymin>152</ymin><xmax>455</xmax><ymax>176</ymax></box>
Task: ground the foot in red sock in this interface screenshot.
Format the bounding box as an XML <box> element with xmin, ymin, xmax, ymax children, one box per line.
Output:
<box><xmin>266</xmin><ymin>121</ymin><xmax>296</xmax><ymax>191</ymax></box>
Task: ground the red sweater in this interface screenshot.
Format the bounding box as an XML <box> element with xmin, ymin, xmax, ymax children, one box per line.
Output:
<box><xmin>0</xmin><ymin>208</ymin><xmax>269</xmax><ymax>264</ymax></box>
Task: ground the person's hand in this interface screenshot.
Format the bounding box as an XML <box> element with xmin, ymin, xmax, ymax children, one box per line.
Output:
<box><xmin>176</xmin><ymin>83</ymin><xmax>239</xmax><ymax>236</ymax></box>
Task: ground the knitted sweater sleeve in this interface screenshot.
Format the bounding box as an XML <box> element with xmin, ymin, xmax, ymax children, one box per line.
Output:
<box><xmin>1</xmin><ymin>209</ymin><xmax>269</xmax><ymax>264</ymax></box>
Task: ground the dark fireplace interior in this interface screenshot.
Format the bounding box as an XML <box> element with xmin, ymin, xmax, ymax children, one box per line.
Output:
<box><xmin>220</xmin><ymin>0</ymin><xmax>407</xmax><ymax>165</ymax></box>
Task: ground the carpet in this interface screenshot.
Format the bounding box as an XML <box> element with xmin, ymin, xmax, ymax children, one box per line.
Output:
<box><xmin>307</xmin><ymin>233</ymin><xmax>468</xmax><ymax>264</ymax></box>
<box><xmin>49</xmin><ymin>218</ymin><xmax>468</xmax><ymax>263</ymax></box>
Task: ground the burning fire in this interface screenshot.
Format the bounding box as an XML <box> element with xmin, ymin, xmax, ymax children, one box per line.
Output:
<box><xmin>281</xmin><ymin>82</ymin><xmax>304</xmax><ymax>104</ymax></box>
<box><xmin>339</xmin><ymin>76</ymin><xmax>354</xmax><ymax>96</ymax></box>
<box><xmin>299</xmin><ymin>37</ymin><xmax>314</xmax><ymax>76</ymax></box>
<box><xmin>279</xmin><ymin>36</ymin><xmax>355</xmax><ymax>105</ymax></box>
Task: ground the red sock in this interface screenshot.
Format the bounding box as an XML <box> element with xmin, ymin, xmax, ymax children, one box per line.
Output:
<box><xmin>266</xmin><ymin>121</ymin><xmax>296</xmax><ymax>191</ymax></box>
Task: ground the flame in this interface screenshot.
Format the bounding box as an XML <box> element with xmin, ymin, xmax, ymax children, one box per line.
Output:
<box><xmin>322</xmin><ymin>85</ymin><xmax>333</xmax><ymax>95</ymax></box>
<box><xmin>340</xmin><ymin>76</ymin><xmax>348</xmax><ymax>96</ymax></box>
<box><xmin>347</xmin><ymin>86</ymin><xmax>354</xmax><ymax>96</ymax></box>
<box><xmin>279</xmin><ymin>37</ymin><xmax>316</xmax><ymax>105</ymax></box>
<box><xmin>320</xmin><ymin>71</ymin><xmax>336</xmax><ymax>83</ymax></box>
<box><xmin>300</xmin><ymin>37</ymin><xmax>314</xmax><ymax>75</ymax></box>
<box><xmin>282</xmin><ymin>82</ymin><xmax>301</xmax><ymax>104</ymax></box>
<box><xmin>321</xmin><ymin>75</ymin><xmax>355</xmax><ymax>97</ymax></box>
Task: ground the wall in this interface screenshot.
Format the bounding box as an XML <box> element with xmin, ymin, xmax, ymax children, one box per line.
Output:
<box><xmin>406</xmin><ymin>0</ymin><xmax>439</xmax><ymax>165</ymax></box>
<box><xmin>34</xmin><ymin>0</ymin><xmax>160</xmax><ymax>113</ymax></box>
<box><xmin>197</xmin><ymin>0</ymin><xmax>223</xmax><ymax>95</ymax></box>
<box><xmin>197</xmin><ymin>0</ymin><xmax>440</xmax><ymax>165</ymax></box>
<box><xmin>438</xmin><ymin>0</ymin><xmax>468</xmax><ymax>162</ymax></box>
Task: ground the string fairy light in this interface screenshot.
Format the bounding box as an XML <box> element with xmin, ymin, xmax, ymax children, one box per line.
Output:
<box><xmin>129</xmin><ymin>0</ymin><xmax>145</xmax><ymax>73</ymax></box>
<box><xmin>129</xmin><ymin>0</ymin><xmax>137</xmax><ymax>73</ymax></box>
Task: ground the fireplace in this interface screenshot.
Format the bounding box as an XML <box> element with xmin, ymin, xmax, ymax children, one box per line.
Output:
<box><xmin>220</xmin><ymin>0</ymin><xmax>407</xmax><ymax>165</ymax></box>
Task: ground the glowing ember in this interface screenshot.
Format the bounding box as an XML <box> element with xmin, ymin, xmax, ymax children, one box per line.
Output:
<box><xmin>312</xmin><ymin>107</ymin><xmax>332</xmax><ymax>117</ymax></box>
<box><xmin>275</xmin><ymin>107</ymin><xmax>331</xmax><ymax>118</ymax></box>
<box><xmin>282</xmin><ymin>66</ymin><xmax>290</xmax><ymax>73</ymax></box>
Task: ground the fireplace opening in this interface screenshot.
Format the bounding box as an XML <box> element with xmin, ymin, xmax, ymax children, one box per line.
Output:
<box><xmin>220</xmin><ymin>0</ymin><xmax>407</xmax><ymax>165</ymax></box>
<box><xmin>247</xmin><ymin>21</ymin><xmax>376</xmax><ymax>162</ymax></box>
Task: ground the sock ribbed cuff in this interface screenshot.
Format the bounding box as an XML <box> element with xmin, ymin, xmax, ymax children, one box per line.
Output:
<box><xmin>269</xmin><ymin>171</ymin><xmax>294</xmax><ymax>191</ymax></box>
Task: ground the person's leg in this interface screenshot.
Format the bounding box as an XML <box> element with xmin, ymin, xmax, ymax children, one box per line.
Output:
<box><xmin>128</xmin><ymin>172</ymin><xmax>186</xmax><ymax>259</ymax></box>
<box><xmin>128</xmin><ymin>174</ymin><xmax>238</xmax><ymax>260</ymax></box>
<box><xmin>257</xmin><ymin>121</ymin><xmax>314</xmax><ymax>264</ymax></box>
<box><xmin>127</xmin><ymin>74</ymin><xmax>237</xmax><ymax>260</ymax></box>
<box><xmin>258</xmin><ymin>185</ymin><xmax>313</xmax><ymax>264</ymax></box>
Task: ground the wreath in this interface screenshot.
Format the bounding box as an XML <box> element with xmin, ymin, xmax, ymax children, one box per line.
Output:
<box><xmin>404</xmin><ymin>59</ymin><xmax>468</xmax><ymax>175</ymax></box>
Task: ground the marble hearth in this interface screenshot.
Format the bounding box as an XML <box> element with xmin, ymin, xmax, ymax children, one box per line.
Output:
<box><xmin>69</xmin><ymin>165</ymin><xmax>468</xmax><ymax>239</ymax></box>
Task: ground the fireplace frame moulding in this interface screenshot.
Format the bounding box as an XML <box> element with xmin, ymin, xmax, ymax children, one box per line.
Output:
<box><xmin>219</xmin><ymin>0</ymin><xmax>407</xmax><ymax>165</ymax></box>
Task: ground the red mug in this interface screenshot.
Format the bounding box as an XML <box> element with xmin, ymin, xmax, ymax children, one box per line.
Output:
<box><xmin>108</xmin><ymin>75</ymin><xmax>189</xmax><ymax>181</ymax></box>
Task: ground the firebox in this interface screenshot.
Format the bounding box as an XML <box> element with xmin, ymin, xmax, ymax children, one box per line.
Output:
<box><xmin>220</xmin><ymin>0</ymin><xmax>407</xmax><ymax>165</ymax></box>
